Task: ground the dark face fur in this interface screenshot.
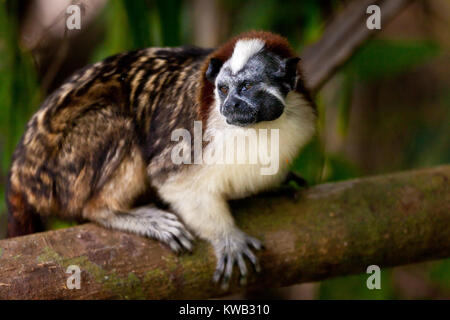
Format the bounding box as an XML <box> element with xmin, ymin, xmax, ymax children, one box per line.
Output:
<box><xmin>206</xmin><ymin>50</ymin><xmax>299</xmax><ymax>126</ymax></box>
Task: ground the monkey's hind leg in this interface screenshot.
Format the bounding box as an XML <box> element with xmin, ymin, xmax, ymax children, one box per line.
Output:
<box><xmin>82</xmin><ymin>148</ymin><xmax>193</xmax><ymax>253</ymax></box>
<box><xmin>57</xmin><ymin>107</ymin><xmax>193</xmax><ymax>252</ymax></box>
<box><xmin>85</xmin><ymin>206</ymin><xmax>194</xmax><ymax>252</ymax></box>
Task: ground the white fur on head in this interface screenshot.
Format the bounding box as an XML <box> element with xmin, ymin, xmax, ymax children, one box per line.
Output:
<box><xmin>229</xmin><ymin>39</ymin><xmax>265</xmax><ymax>74</ymax></box>
<box><xmin>260</xmin><ymin>83</ymin><xmax>286</xmax><ymax>107</ymax></box>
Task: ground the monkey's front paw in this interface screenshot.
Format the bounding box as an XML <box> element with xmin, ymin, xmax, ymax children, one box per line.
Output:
<box><xmin>212</xmin><ymin>229</ymin><xmax>263</xmax><ymax>289</ymax></box>
<box><xmin>133</xmin><ymin>209</ymin><xmax>194</xmax><ymax>253</ymax></box>
<box><xmin>151</xmin><ymin>212</ymin><xmax>195</xmax><ymax>253</ymax></box>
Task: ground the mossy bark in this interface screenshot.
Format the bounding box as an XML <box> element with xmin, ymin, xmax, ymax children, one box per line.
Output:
<box><xmin>0</xmin><ymin>165</ymin><xmax>448</xmax><ymax>299</ymax></box>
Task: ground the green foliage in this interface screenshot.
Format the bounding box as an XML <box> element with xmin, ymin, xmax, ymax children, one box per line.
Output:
<box><xmin>405</xmin><ymin>101</ymin><xmax>450</xmax><ymax>168</ymax></box>
<box><xmin>319</xmin><ymin>270</ymin><xmax>396</xmax><ymax>299</ymax></box>
<box><xmin>291</xmin><ymin>138</ymin><xmax>325</xmax><ymax>185</ymax></box>
<box><xmin>155</xmin><ymin>0</ymin><xmax>182</xmax><ymax>46</ymax></box>
<box><xmin>0</xmin><ymin>1</ymin><xmax>41</xmax><ymax>213</ymax></box>
<box><xmin>226</xmin><ymin>0</ymin><xmax>335</xmax><ymax>50</ymax></box>
<box><xmin>90</xmin><ymin>0</ymin><xmax>139</xmax><ymax>61</ymax></box>
<box><xmin>345</xmin><ymin>39</ymin><xmax>441</xmax><ymax>81</ymax></box>
<box><xmin>428</xmin><ymin>259</ymin><xmax>450</xmax><ymax>292</ymax></box>
<box><xmin>45</xmin><ymin>217</ymin><xmax>78</xmax><ymax>230</ymax></box>
<box><xmin>123</xmin><ymin>1</ymin><xmax>155</xmax><ymax>48</ymax></box>
<box><xmin>91</xmin><ymin>0</ymin><xmax>185</xmax><ymax>63</ymax></box>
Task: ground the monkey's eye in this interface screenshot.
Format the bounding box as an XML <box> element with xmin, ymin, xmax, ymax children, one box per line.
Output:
<box><xmin>219</xmin><ymin>85</ymin><xmax>229</xmax><ymax>95</ymax></box>
<box><xmin>242</xmin><ymin>82</ymin><xmax>253</xmax><ymax>91</ymax></box>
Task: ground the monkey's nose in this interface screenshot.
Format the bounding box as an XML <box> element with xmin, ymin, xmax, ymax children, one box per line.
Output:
<box><xmin>233</xmin><ymin>101</ymin><xmax>242</xmax><ymax>108</ymax></box>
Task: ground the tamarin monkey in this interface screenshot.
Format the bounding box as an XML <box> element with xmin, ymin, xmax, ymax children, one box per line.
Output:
<box><xmin>6</xmin><ymin>31</ymin><xmax>316</xmax><ymax>286</ymax></box>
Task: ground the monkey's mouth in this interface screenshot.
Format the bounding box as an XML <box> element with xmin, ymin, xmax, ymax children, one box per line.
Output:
<box><xmin>225</xmin><ymin>113</ymin><xmax>257</xmax><ymax>126</ymax></box>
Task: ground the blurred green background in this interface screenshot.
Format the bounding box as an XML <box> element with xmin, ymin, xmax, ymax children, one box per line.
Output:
<box><xmin>0</xmin><ymin>0</ymin><xmax>449</xmax><ymax>299</ymax></box>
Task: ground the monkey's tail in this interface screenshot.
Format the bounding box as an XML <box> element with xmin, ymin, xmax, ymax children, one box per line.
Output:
<box><xmin>6</xmin><ymin>172</ymin><xmax>43</xmax><ymax>238</ymax></box>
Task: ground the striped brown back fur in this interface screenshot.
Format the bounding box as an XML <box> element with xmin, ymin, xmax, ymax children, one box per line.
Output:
<box><xmin>6</xmin><ymin>46</ymin><xmax>212</xmax><ymax>237</ymax></box>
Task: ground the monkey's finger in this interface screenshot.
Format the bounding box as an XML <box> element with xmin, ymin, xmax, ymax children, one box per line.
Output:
<box><xmin>164</xmin><ymin>226</ymin><xmax>183</xmax><ymax>237</ymax></box>
<box><xmin>182</xmin><ymin>228</ymin><xmax>195</xmax><ymax>241</ymax></box>
<box><xmin>166</xmin><ymin>229</ymin><xmax>193</xmax><ymax>252</ymax></box>
<box><xmin>167</xmin><ymin>225</ymin><xmax>193</xmax><ymax>245</ymax></box>
<box><xmin>222</xmin><ymin>255</ymin><xmax>235</xmax><ymax>290</ymax></box>
<box><xmin>164</xmin><ymin>226</ymin><xmax>193</xmax><ymax>251</ymax></box>
<box><xmin>158</xmin><ymin>230</ymin><xmax>182</xmax><ymax>253</ymax></box>
<box><xmin>163</xmin><ymin>213</ymin><xmax>180</xmax><ymax>221</ymax></box>
<box><xmin>246</xmin><ymin>236</ymin><xmax>263</xmax><ymax>250</ymax></box>
<box><xmin>165</xmin><ymin>228</ymin><xmax>189</xmax><ymax>250</ymax></box>
<box><xmin>165</xmin><ymin>219</ymin><xmax>188</xmax><ymax>231</ymax></box>
<box><xmin>167</xmin><ymin>239</ymin><xmax>182</xmax><ymax>253</ymax></box>
<box><xmin>178</xmin><ymin>234</ymin><xmax>193</xmax><ymax>252</ymax></box>
<box><xmin>165</xmin><ymin>220</ymin><xmax>195</xmax><ymax>241</ymax></box>
<box><xmin>237</xmin><ymin>254</ymin><xmax>248</xmax><ymax>285</ymax></box>
<box><xmin>213</xmin><ymin>255</ymin><xmax>226</xmax><ymax>283</ymax></box>
<box><xmin>243</xmin><ymin>247</ymin><xmax>261</xmax><ymax>273</ymax></box>
<box><xmin>237</xmin><ymin>254</ymin><xmax>247</xmax><ymax>277</ymax></box>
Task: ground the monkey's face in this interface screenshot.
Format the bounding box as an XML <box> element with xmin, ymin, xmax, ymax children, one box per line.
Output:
<box><xmin>206</xmin><ymin>46</ymin><xmax>299</xmax><ymax>127</ymax></box>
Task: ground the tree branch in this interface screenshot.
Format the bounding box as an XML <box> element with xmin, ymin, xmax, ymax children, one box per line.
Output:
<box><xmin>0</xmin><ymin>165</ymin><xmax>448</xmax><ymax>299</ymax></box>
<box><xmin>302</xmin><ymin>0</ymin><xmax>414</xmax><ymax>92</ymax></box>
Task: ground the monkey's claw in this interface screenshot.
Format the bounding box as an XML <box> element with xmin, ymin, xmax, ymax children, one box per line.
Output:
<box><xmin>212</xmin><ymin>229</ymin><xmax>263</xmax><ymax>289</ymax></box>
<box><xmin>135</xmin><ymin>209</ymin><xmax>194</xmax><ymax>253</ymax></box>
<box><xmin>155</xmin><ymin>213</ymin><xmax>194</xmax><ymax>253</ymax></box>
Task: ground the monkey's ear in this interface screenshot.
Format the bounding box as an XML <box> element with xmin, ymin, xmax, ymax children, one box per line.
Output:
<box><xmin>285</xmin><ymin>57</ymin><xmax>300</xmax><ymax>78</ymax></box>
<box><xmin>205</xmin><ymin>58</ymin><xmax>223</xmax><ymax>83</ymax></box>
<box><xmin>275</xmin><ymin>57</ymin><xmax>300</xmax><ymax>89</ymax></box>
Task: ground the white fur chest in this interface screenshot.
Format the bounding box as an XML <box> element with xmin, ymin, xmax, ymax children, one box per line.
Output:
<box><xmin>158</xmin><ymin>92</ymin><xmax>316</xmax><ymax>202</ymax></box>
